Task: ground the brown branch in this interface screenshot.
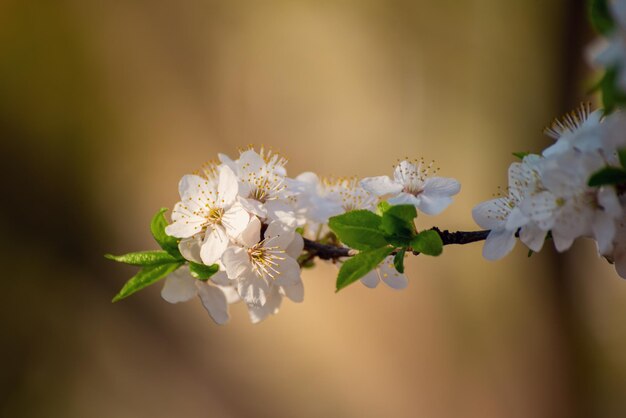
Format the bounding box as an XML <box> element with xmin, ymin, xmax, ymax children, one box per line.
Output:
<box><xmin>302</xmin><ymin>227</ymin><xmax>491</xmax><ymax>261</ymax></box>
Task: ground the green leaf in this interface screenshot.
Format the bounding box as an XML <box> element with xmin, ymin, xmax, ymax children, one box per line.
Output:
<box><xmin>151</xmin><ymin>208</ymin><xmax>181</xmax><ymax>257</ymax></box>
<box><xmin>381</xmin><ymin>205</ymin><xmax>417</xmax><ymax>246</ymax></box>
<box><xmin>112</xmin><ymin>262</ymin><xmax>183</xmax><ymax>302</ymax></box>
<box><xmin>599</xmin><ymin>68</ymin><xmax>626</xmax><ymax>113</ymax></box>
<box><xmin>393</xmin><ymin>248</ymin><xmax>406</xmax><ymax>274</ymax></box>
<box><xmin>512</xmin><ymin>152</ymin><xmax>530</xmax><ymax>160</ymax></box>
<box><xmin>336</xmin><ymin>246</ymin><xmax>394</xmax><ymax>291</ymax></box>
<box><xmin>105</xmin><ymin>250</ymin><xmax>179</xmax><ymax>266</ymax></box>
<box><xmin>328</xmin><ymin>210</ymin><xmax>387</xmax><ymax>250</ymax></box>
<box><xmin>618</xmin><ymin>148</ymin><xmax>626</xmax><ymax>168</ymax></box>
<box><xmin>588</xmin><ymin>166</ymin><xmax>626</xmax><ymax>187</ymax></box>
<box><xmin>589</xmin><ymin>0</ymin><xmax>615</xmax><ymax>35</ymax></box>
<box><xmin>410</xmin><ymin>230</ymin><xmax>443</xmax><ymax>256</ymax></box>
<box><xmin>527</xmin><ymin>249</ymin><xmax>534</xmax><ymax>258</ymax></box>
<box><xmin>189</xmin><ymin>262</ymin><xmax>219</xmax><ymax>280</ymax></box>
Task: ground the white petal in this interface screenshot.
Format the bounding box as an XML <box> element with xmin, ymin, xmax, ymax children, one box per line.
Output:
<box><xmin>200</xmin><ymin>227</ymin><xmax>230</xmax><ymax>265</ymax></box>
<box><xmin>218</xmin><ymin>153</ymin><xmax>237</xmax><ymax>173</ymax></box>
<box><xmin>422</xmin><ymin>177</ymin><xmax>461</xmax><ymax>197</ymax></box>
<box><xmin>295</xmin><ymin>171</ymin><xmax>320</xmax><ymax>186</ymax></box>
<box><xmin>379</xmin><ymin>259</ymin><xmax>408</xmax><ymax>289</ymax></box>
<box><xmin>238</xmin><ymin>149</ymin><xmax>265</xmax><ymax>174</ymax></box>
<box><xmin>417</xmin><ymin>194</ymin><xmax>453</xmax><ymax>215</ymax></box>
<box><xmin>393</xmin><ymin>160</ymin><xmax>419</xmax><ymax>185</ymax></box>
<box><xmin>217</xmin><ymin>165</ymin><xmax>239</xmax><ymax>207</ymax></box>
<box><xmin>265</xmin><ymin>221</ymin><xmax>295</xmax><ymax>249</ymax></box>
<box><xmin>505</xmin><ymin>207</ymin><xmax>529</xmax><ymax>231</ymax></box>
<box><xmin>360</xmin><ymin>270</ymin><xmax>380</xmax><ymax>288</ymax></box>
<box><xmin>178</xmin><ymin>235</ymin><xmax>203</xmax><ymax>263</ymax></box>
<box><xmin>482</xmin><ymin>229</ymin><xmax>517</xmax><ymax>261</ymax></box>
<box><xmin>273</xmin><ymin>256</ymin><xmax>302</xmax><ymax>286</ymax></box>
<box><xmin>222</xmin><ymin>247</ymin><xmax>251</xmax><ymax>279</ymax></box>
<box><xmin>281</xmin><ymin>281</ymin><xmax>304</xmax><ymax>303</ymax></box>
<box><xmin>598</xmin><ymin>186</ymin><xmax>622</xmax><ymax>218</ymax></box>
<box><xmin>286</xmin><ymin>233</ymin><xmax>304</xmax><ymax>259</ymax></box>
<box><xmin>239</xmin><ymin>197</ymin><xmax>266</xmax><ymax>218</ymax></box>
<box><xmin>388</xmin><ymin>193</ymin><xmax>421</xmax><ymax>206</ymax></box>
<box><xmin>238</xmin><ymin>216</ymin><xmax>261</xmax><ymax>247</ymax></box>
<box><xmin>221</xmin><ymin>203</ymin><xmax>251</xmax><ymax>238</ymax></box>
<box><xmin>472</xmin><ymin>199</ymin><xmax>508</xmax><ymax>230</ymax></box>
<box><xmin>161</xmin><ymin>269</ymin><xmax>198</xmax><ymax>303</ymax></box>
<box><xmin>218</xmin><ymin>285</ymin><xmax>241</xmax><ymax>304</ymax></box>
<box><xmin>592</xmin><ymin>214</ymin><xmax>616</xmax><ymax>254</ymax></box>
<box><xmin>196</xmin><ymin>283</ymin><xmax>230</xmax><ymax>325</ymax></box>
<box><xmin>237</xmin><ymin>272</ymin><xmax>270</xmax><ymax>307</ymax></box>
<box><xmin>247</xmin><ymin>285</ymin><xmax>282</xmax><ymax>323</ymax></box>
<box><xmin>165</xmin><ymin>202</ymin><xmax>205</xmax><ymax>238</ymax></box>
<box><xmin>519</xmin><ymin>224</ymin><xmax>547</xmax><ymax>252</ymax></box>
<box><xmin>209</xmin><ymin>270</ymin><xmax>231</xmax><ymax>286</ymax></box>
<box><xmin>265</xmin><ymin>200</ymin><xmax>298</xmax><ymax>226</ymax></box>
<box><xmin>551</xmin><ymin>230</ymin><xmax>575</xmax><ymax>252</ymax></box>
<box><xmin>518</xmin><ymin>193</ymin><xmax>557</xmax><ymax>232</ymax></box>
<box><xmin>178</xmin><ymin>174</ymin><xmax>212</xmax><ymax>198</ymax></box>
<box><xmin>360</xmin><ymin>176</ymin><xmax>403</xmax><ymax>196</ymax></box>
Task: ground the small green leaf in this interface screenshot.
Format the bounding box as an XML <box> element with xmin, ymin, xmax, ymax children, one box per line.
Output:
<box><xmin>336</xmin><ymin>246</ymin><xmax>394</xmax><ymax>291</ymax></box>
<box><xmin>527</xmin><ymin>249</ymin><xmax>534</xmax><ymax>258</ymax></box>
<box><xmin>588</xmin><ymin>166</ymin><xmax>626</xmax><ymax>187</ymax></box>
<box><xmin>618</xmin><ymin>148</ymin><xmax>626</xmax><ymax>168</ymax></box>
<box><xmin>410</xmin><ymin>230</ymin><xmax>443</xmax><ymax>256</ymax></box>
<box><xmin>295</xmin><ymin>227</ymin><xmax>305</xmax><ymax>235</ymax></box>
<box><xmin>112</xmin><ymin>262</ymin><xmax>183</xmax><ymax>302</ymax></box>
<box><xmin>151</xmin><ymin>208</ymin><xmax>181</xmax><ymax>257</ymax></box>
<box><xmin>189</xmin><ymin>262</ymin><xmax>219</xmax><ymax>280</ymax></box>
<box><xmin>328</xmin><ymin>210</ymin><xmax>387</xmax><ymax>250</ymax></box>
<box><xmin>105</xmin><ymin>251</ymin><xmax>179</xmax><ymax>266</ymax></box>
<box><xmin>393</xmin><ymin>248</ymin><xmax>406</xmax><ymax>274</ymax></box>
<box><xmin>599</xmin><ymin>68</ymin><xmax>626</xmax><ymax>113</ymax></box>
<box><xmin>589</xmin><ymin>0</ymin><xmax>615</xmax><ymax>35</ymax></box>
<box><xmin>512</xmin><ymin>152</ymin><xmax>530</xmax><ymax>160</ymax></box>
<box><xmin>381</xmin><ymin>205</ymin><xmax>417</xmax><ymax>246</ymax></box>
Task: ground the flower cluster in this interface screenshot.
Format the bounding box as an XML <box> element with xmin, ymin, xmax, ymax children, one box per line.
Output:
<box><xmin>159</xmin><ymin>148</ymin><xmax>460</xmax><ymax>324</ymax></box>
<box><xmin>472</xmin><ymin>103</ymin><xmax>626</xmax><ymax>277</ymax></box>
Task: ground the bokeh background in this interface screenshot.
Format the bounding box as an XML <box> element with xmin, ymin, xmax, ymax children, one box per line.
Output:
<box><xmin>2</xmin><ymin>0</ymin><xmax>626</xmax><ymax>417</ymax></box>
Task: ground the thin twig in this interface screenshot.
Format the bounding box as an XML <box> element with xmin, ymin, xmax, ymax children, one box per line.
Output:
<box><xmin>302</xmin><ymin>227</ymin><xmax>491</xmax><ymax>261</ymax></box>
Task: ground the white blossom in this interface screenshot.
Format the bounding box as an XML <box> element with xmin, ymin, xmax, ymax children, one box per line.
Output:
<box><xmin>165</xmin><ymin>165</ymin><xmax>251</xmax><ymax>265</ymax></box>
<box><xmin>219</xmin><ymin>147</ymin><xmax>298</xmax><ymax>224</ymax></box>
<box><xmin>472</xmin><ymin>158</ymin><xmax>547</xmax><ymax>260</ymax></box>
<box><xmin>361</xmin><ymin>159</ymin><xmax>460</xmax><ymax>215</ymax></box>
<box><xmin>222</xmin><ymin>217</ymin><xmax>304</xmax><ymax>312</ymax></box>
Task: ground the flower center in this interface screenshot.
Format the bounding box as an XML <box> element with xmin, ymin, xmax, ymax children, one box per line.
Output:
<box><xmin>247</xmin><ymin>240</ymin><xmax>286</xmax><ymax>279</ymax></box>
<box><xmin>246</xmin><ymin>173</ymin><xmax>285</xmax><ymax>203</ymax></box>
<box><xmin>206</xmin><ymin>206</ymin><xmax>224</xmax><ymax>225</ymax></box>
<box><xmin>402</xmin><ymin>183</ymin><xmax>423</xmax><ymax>196</ymax></box>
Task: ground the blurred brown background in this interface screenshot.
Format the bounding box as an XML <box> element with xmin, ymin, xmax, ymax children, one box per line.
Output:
<box><xmin>2</xmin><ymin>0</ymin><xmax>626</xmax><ymax>417</ymax></box>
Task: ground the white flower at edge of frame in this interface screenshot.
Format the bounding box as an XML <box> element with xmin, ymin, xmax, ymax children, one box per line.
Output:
<box><xmin>164</xmin><ymin>165</ymin><xmax>251</xmax><ymax>265</ymax></box>
<box><xmin>360</xmin><ymin>256</ymin><xmax>408</xmax><ymax>289</ymax></box>
<box><xmin>360</xmin><ymin>159</ymin><xmax>461</xmax><ymax>216</ymax></box>
<box><xmin>161</xmin><ymin>267</ymin><xmax>236</xmax><ymax>325</ymax></box>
